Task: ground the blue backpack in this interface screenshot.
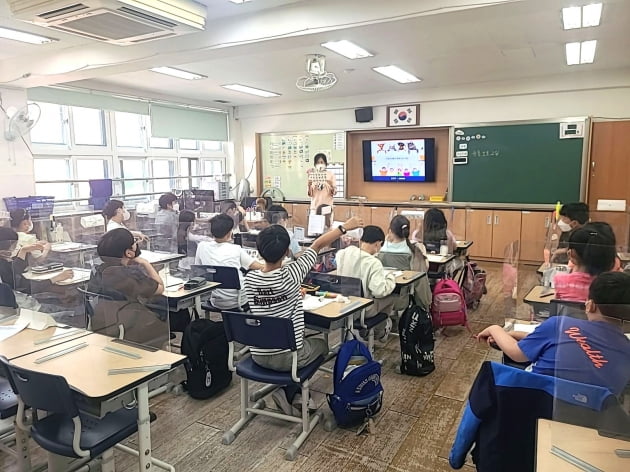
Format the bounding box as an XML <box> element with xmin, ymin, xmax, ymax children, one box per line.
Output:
<box><xmin>327</xmin><ymin>339</ymin><xmax>383</xmax><ymax>428</ymax></box>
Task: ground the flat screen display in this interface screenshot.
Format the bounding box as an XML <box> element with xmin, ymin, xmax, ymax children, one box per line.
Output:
<box><xmin>362</xmin><ymin>138</ymin><xmax>436</xmax><ymax>182</ymax></box>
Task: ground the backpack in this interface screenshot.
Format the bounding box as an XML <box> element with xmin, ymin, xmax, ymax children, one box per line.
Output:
<box><xmin>431</xmin><ymin>279</ymin><xmax>470</xmax><ymax>331</ymax></box>
<box><xmin>398</xmin><ymin>296</ymin><xmax>435</xmax><ymax>376</ymax></box>
<box><xmin>181</xmin><ymin>319</ymin><xmax>232</xmax><ymax>399</ymax></box>
<box><xmin>327</xmin><ymin>339</ymin><xmax>383</xmax><ymax>429</ymax></box>
<box><xmin>461</xmin><ymin>262</ymin><xmax>487</xmax><ymax>309</ymax></box>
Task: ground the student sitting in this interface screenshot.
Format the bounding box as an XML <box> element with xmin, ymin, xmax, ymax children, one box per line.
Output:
<box><xmin>266</xmin><ymin>205</ymin><xmax>301</xmax><ymax>257</ymax></box>
<box><xmin>195</xmin><ymin>214</ymin><xmax>263</xmax><ymax>311</ymax></box>
<box><xmin>10</xmin><ymin>209</ymin><xmax>50</xmax><ymax>262</ymax></box>
<box><xmin>244</xmin><ymin>216</ymin><xmax>362</xmax><ymax>412</ymax></box>
<box><xmin>154</xmin><ymin>192</ymin><xmax>179</xmax><ymax>249</ymax></box>
<box><xmin>223</xmin><ymin>201</ymin><xmax>249</xmax><ymax>233</ymax></box>
<box><xmin>476</xmin><ymin>271</ymin><xmax>630</xmax><ymax>395</ymax></box>
<box><xmin>254</xmin><ymin>197</ymin><xmax>268</xmax><ymax>214</ymax></box>
<box><xmin>102</xmin><ymin>199</ymin><xmax>148</xmax><ymax>241</ymax></box>
<box><xmin>88</xmin><ymin>228</ymin><xmax>168</xmax><ymax>347</ymax></box>
<box><xmin>336</xmin><ymin>225</ymin><xmax>397</xmax><ymax>342</ymax></box>
<box><xmin>422</xmin><ymin>208</ymin><xmax>456</xmax><ymax>255</ymax></box>
<box><xmin>177</xmin><ymin>210</ymin><xmax>211</xmax><ymax>271</ymax></box>
<box><xmin>553</xmin><ymin>222</ymin><xmax>616</xmax><ymax>301</ymax></box>
<box><xmin>544</xmin><ymin>202</ymin><xmax>589</xmax><ymax>266</ymax></box>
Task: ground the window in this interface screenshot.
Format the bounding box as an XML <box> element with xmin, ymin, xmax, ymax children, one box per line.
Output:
<box><xmin>30</xmin><ymin>102</ymin><xmax>67</xmax><ymax>145</ymax></box>
<box><xmin>76</xmin><ymin>158</ymin><xmax>109</xmax><ymax>198</ymax></box>
<box><xmin>203</xmin><ymin>160</ymin><xmax>223</xmax><ymax>176</ymax></box>
<box><xmin>120</xmin><ymin>159</ymin><xmax>146</xmax><ymax>195</ymax></box>
<box><xmin>115</xmin><ymin>112</ymin><xmax>145</xmax><ymax>148</ymax></box>
<box><xmin>179</xmin><ymin>139</ymin><xmax>198</xmax><ymax>150</ymax></box>
<box><xmin>149</xmin><ymin>136</ymin><xmax>173</xmax><ymax>149</ymax></box>
<box><xmin>151</xmin><ymin>159</ymin><xmax>176</xmax><ymax>192</ymax></box>
<box><xmin>181</xmin><ymin>157</ymin><xmax>199</xmax><ymax>189</ymax></box>
<box><xmin>34</xmin><ymin>158</ymin><xmax>72</xmax><ymax>198</ymax></box>
<box><xmin>202</xmin><ymin>141</ymin><xmax>222</xmax><ymax>151</ymax></box>
<box><xmin>72</xmin><ymin>106</ymin><xmax>106</xmax><ymax>146</ymax></box>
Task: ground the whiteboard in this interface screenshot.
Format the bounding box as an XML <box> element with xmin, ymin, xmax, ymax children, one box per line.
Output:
<box><xmin>259</xmin><ymin>131</ymin><xmax>347</xmax><ymax>200</ymax></box>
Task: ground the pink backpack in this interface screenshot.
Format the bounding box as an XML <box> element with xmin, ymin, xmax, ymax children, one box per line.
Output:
<box><xmin>431</xmin><ymin>279</ymin><xmax>470</xmax><ymax>331</ymax></box>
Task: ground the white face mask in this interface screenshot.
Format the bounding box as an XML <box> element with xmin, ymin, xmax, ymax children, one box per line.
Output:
<box><xmin>26</xmin><ymin>222</ymin><xmax>34</xmax><ymax>233</ymax></box>
<box><xmin>172</xmin><ymin>203</ymin><xmax>179</xmax><ymax>212</ymax></box>
<box><xmin>122</xmin><ymin>209</ymin><xmax>131</xmax><ymax>221</ymax></box>
<box><xmin>557</xmin><ymin>220</ymin><xmax>572</xmax><ymax>232</ymax></box>
<box><xmin>316</xmin><ymin>163</ymin><xmax>326</xmax><ymax>171</ymax></box>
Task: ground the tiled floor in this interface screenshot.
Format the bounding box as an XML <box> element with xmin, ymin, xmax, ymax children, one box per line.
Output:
<box><xmin>1</xmin><ymin>262</ymin><xmax>539</xmax><ymax>472</ymax></box>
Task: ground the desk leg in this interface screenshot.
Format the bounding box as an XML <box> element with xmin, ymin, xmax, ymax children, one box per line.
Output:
<box><xmin>14</xmin><ymin>421</ymin><xmax>31</xmax><ymax>472</ymax></box>
<box><xmin>136</xmin><ymin>382</ymin><xmax>153</xmax><ymax>471</ymax></box>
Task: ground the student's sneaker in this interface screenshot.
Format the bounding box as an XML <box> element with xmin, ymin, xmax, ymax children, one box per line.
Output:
<box><xmin>292</xmin><ymin>393</ymin><xmax>317</xmax><ymax>415</ymax></box>
<box><xmin>377</xmin><ymin>318</ymin><xmax>393</xmax><ymax>344</ymax></box>
<box><xmin>271</xmin><ymin>389</ymin><xmax>295</xmax><ymax>416</ymax></box>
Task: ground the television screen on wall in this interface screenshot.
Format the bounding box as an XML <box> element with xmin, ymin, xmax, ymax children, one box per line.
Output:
<box><xmin>362</xmin><ymin>138</ymin><xmax>436</xmax><ymax>182</ymax></box>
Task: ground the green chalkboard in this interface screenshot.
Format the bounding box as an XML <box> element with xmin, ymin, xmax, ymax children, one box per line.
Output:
<box><xmin>452</xmin><ymin>123</ymin><xmax>584</xmax><ymax>204</ymax></box>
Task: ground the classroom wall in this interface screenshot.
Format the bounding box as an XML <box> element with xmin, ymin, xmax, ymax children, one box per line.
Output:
<box><xmin>236</xmin><ymin>68</ymin><xmax>630</xmax><ymax>195</ymax></box>
<box><xmin>0</xmin><ymin>87</ymin><xmax>35</xmax><ymax>207</ymax></box>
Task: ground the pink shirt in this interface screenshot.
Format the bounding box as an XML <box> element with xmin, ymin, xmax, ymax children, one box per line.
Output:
<box><xmin>307</xmin><ymin>170</ymin><xmax>336</xmax><ymax>210</ymax></box>
<box><xmin>553</xmin><ymin>271</ymin><xmax>595</xmax><ymax>301</ymax></box>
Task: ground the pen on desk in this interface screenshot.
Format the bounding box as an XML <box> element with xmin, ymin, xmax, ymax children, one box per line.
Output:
<box><xmin>550</xmin><ymin>445</ymin><xmax>604</xmax><ymax>472</ymax></box>
<box><xmin>34</xmin><ymin>342</ymin><xmax>88</xmax><ymax>364</ymax></box>
<box><xmin>103</xmin><ymin>346</ymin><xmax>142</xmax><ymax>359</ymax></box>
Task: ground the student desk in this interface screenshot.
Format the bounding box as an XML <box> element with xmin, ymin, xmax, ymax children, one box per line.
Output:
<box><xmin>536</xmin><ymin>263</ymin><xmax>569</xmax><ymax>275</ymax></box>
<box><xmin>536</xmin><ymin>418</ymin><xmax>629</xmax><ymax>472</ymax></box>
<box><xmin>10</xmin><ymin>333</ymin><xmax>185</xmax><ymax>472</ymax></box>
<box><xmin>50</xmin><ymin>242</ymin><xmax>97</xmax><ymax>266</ymax></box>
<box><xmin>304</xmin><ymin>296</ymin><xmax>373</xmax><ymax>331</ymax></box>
<box><xmin>427</xmin><ymin>254</ymin><xmax>456</xmax><ymax>265</ymax></box>
<box><xmin>384</xmin><ymin>269</ymin><xmax>426</xmax><ymax>287</ymax></box>
<box><xmin>23</xmin><ymin>267</ymin><xmax>91</xmax><ymax>285</ymax></box>
<box><xmin>163</xmin><ymin>281</ymin><xmax>221</xmax><ymax>314</ymax></box>
<box><xmin>524</xmin><ymin>285</ymin><xmax>555</xmax><ymax>305</ymax></box>
<box><xmin>455</xmin><ymin>240</ymin><xmax>473</xmax><ymax>256</ymax></box>
<box><xmin>619</xmin><ymin>252</ymin><xmax>630</xmax><ymax>264</ymax></box>
<box><xmin>139</xmin><ymin>249</ymin><xmax>185</xmax><ymax>265</ymax></box>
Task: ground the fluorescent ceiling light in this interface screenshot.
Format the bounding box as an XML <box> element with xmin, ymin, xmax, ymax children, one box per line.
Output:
<box><xmin>321</xmin><ymin>40</ymin><xmax>373</xmax><ymax>59</ymax></box>
<box><xmin>562</xmin><ymin>3</ymin><xmax>602</xmax><ymax>29</ymax></box>
<box><xmin>372</xmin><ymin>65</ymin><xmax>421</xmax><ymax>84</ymax></box>
<box><xmin>229</xmin><ymin>0</ymin><xmax>252</xmax><ymax>3</ymax></box>
<box><xmin>222</xmin><ymin>84</ymin><xmax>280</xmax><ymax>98</ymax></box>
<box><xmin>565</xmin><ymin>40</ymin><xmax>597</xmax><ymax>65</ymax></box>
<box><xmin>150</xmin><ymin>67</ymin><xmax>206</xmax><ymax>80</ymax></box>
<box><xmin>0</xmin><ymin>26</ymin><xmax>56</xmax><ymax>44</ymax></box>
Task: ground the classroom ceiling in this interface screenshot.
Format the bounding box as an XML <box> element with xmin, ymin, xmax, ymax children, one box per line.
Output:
<box><xmin>0</xmin><ymin>0</ymin><xmax>629</xmax><ymax>107</ymax></box>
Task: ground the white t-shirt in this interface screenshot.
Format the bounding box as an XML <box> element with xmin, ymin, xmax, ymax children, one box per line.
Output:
<box><xmin>194</xmin><ymin>240</ymin><xmax>256</xmax><ymax>309</ymax></box>
<box><xmin>106</xmin><ymin>220</ymin><xmax>126</xmax><ymax>232</ymax></box>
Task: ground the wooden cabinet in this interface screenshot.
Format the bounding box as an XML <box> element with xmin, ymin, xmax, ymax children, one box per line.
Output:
<box><xmin>520</xmin><ymin>211</ymin><xmax>551</xmax><ymax>262</ymax></box>
<box><xmin>491</xmin><ymin>210</ymin><xmax>522</xmax><ymax>259</ymax></box>
<box><xmin>465</xmin><ymin>209</ymin><xmax>493</xmax><ymax>258</ymax></box>
<box><xmin>291</xmin><ymin>203</ymin><xmax>310</xmax><ymax>228</ymax></box>
<box><xmin>589</xmin><ymin>211</ymin><xmax>630</xmax><ymax>251</ymax></box>
<box><xmin>371</xmin><ymin>207</ymin><xmax>396</xmax><ymax>234</ymax></box>
<box><xmin>334</xmin><ymin>204</ymin><xmax>371</xmax><ymax>225</ymax></box>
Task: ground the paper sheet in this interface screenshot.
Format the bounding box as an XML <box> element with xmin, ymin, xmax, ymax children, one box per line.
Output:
<box><xmin>386</xmin><ymin>270</ymin><xmax>404</xmax><ymax>277</ymax></box>
<box><xmin>293</xmin><ymin>227</ymin><xmax>305</xmax><ymax>241</ymax></box>
<box><xmin>0</xmin><ymin>323</ymin><xmax>28</xmax><ymax>341</ymax></box>
<box><xmin>302</xmin><ymin>295</ymin><xmax>335</xmax><ymax>311</ymax></box>
<box><xmin>307</xmin><ymin>215</ymin><xmax>326</xmax><ymax>236</ymax></box>
<box><xmin>17</xmin><ymin>309</ymin><xmax>56</xmax><ymax>330</ymax></box>
<box><xmin>55</xmin><ymin>268</ymin><xmax>92</xmax><ymax>285</ymax></box>
<box><xmin>513</xmin><ymin>323</ymin><xmax>539</xmax><ymax>334</ymax></box>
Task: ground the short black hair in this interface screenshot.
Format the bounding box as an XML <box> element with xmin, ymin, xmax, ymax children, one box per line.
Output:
<box><xmin>158</xmin><ymin>192</ymin><xmax>178</xmax><ymax>209</ymax></box>
<box><xmin>588</xmin><ymin>271</ymin><xmax>630</xmax><ymax>320</ymax></box>
<box><xmin>313</xmin><ymin>153</ymin><xmax>328</xmax><ymax>166</ymax></box>
<box><xmin>97</xmin><ymin>228</ymin><xmax>134</xmax><ymax>259</ymax></box>
<box><xmin>257</xmin><ymin>225</ymin><xmax>290</xmax><ymax>263</ymax></box>
<box><xmin>560</xmin><ymin>202</ymin><xmax>589</xmax><ymax>225</ymax></box>
<box><xmin>102</xmin><ymin>199</ymin><xmax>124</xmax><ymax>218</ymax></box>
<box><xmin>210</xmin><ymin>213</ymin><xmax>234</xmax><ymax>239</ymax></box>
<box><xmin>361</xmin><ymin>225</ymin><xmax>385</xmax><ymax>244</ymax></box>
<box><xmin>568</xmin><ymin>222</ymin><xmax>616</xmax><ymax>276</ymax></box>
<box><xmin>9</xmin><ymin>209</ymin><xmax>30</xmax><ymax>229</ymax></box>
<box><xmin>265</xmin><ymin>205</ymin><xmax>289</xmax><ymax>224</ymax></box>
<box><xmin>0</xmin><ymin>227</ymin><xmax>18</xmax><ymax>251</ymax></box>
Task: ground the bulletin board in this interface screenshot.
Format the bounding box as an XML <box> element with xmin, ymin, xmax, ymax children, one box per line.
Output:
<box><xmin>257</xmin><ymin>131</ymin><xmax>347</xmax><ymax>200</ymax></box>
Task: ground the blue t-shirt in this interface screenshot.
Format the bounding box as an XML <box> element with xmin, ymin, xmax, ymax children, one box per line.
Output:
<box><xmin>518</xmin><ymin>317</ymin><xmax>630</xmax><ymax>395</ymax></box>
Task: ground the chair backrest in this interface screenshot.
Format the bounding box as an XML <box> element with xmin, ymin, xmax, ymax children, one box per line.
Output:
<box><xmin>0</xmin><ymin>356</ymin><xmax>78</xmax><ymax>418</ymax></box>
<box><xmin>378</xmin><ymin>252</ymin><xmax>412</xmax><ymax>271</ymax></box>
<box><xmin>305</xmin><ymin>272</ymin><xmax>363</xmax><ymax>297</ymax></box>
<box><xmin>191</xmin><ymin>265</ymin><xmax>241</xmax><ymax>290</ymax></box>
<box><xmin>221</xmin><ymin>311</ymin><xmax>297</xmax><ymax>351</ymax></box>
<box><xmin>76</xmin><ymin>286</ymin><xmax>117</xmax><ymax>317</ymax></box>
<box><xmin>549</xmin><ymin>299</ymin><xmax>587</xmax><ymax>319</ymax></box>
<box><xmin>240</xmin><ymin>233</ymin><xmax>258</xmax><ymax>249</ymax></box>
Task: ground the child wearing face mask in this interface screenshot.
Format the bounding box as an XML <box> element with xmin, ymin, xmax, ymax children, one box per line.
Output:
<box><xmin>543</xmin><ymin>202</ymin><xmax>589</xmax><ymax>266</ymax></box>
<box><xmin>102</xmin><ymin>199</ymin><xmax>148</xmax><ymax>242</ymax></box>
<box><xmin>307</xmin><ymin>153</ymin><xmax>337</xmax><ymax>211</ymax></box>
<box><xmin>9</xmin><ymin>209</ymin><xmax>51</xmax><ymax>262</ymax></box>
<box><xmin>154</xmin><ymin>193</ymin><xmax>180</xmax><ymax>251</ymax></box>
<box><xmin>335</xmin><ymin>225</ymin><xmax>397</xmax><ymax>343</ymax></box>
<box><xmin>265</xmin><ymin>205</ymin><xmax>301</xmax><ymax>257</ymax></box>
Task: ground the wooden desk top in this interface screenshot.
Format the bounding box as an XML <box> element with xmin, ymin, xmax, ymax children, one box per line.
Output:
<box><xmin>163</xmin><ymin>281</ymin><xmax>221</xmax><ymax>299</ymax></box>
<box><xmin>304</xmin><ymin>296</ymin><xmax>373</xmax><ymax>321</ymax></box>
<box><xmin>140</xmin><ymin>250</ymin><xmax>185</xmax><ymax>265</ymax></box>
<box><xmin>456</xmin><ymin>240</ymin><xmax>473</xmax><ymax>249</ymax></box>
<box><xmin>427</xmin><ymin>254</ymin><xmax>456</xmax><ymax>264</ymax></box>
<box><xmin>536</xmin><ymin>419</ymin><xmax>630</xmax><ymax>472</ymax></box>
<box><xmin>619</xmin><ymin>252</ymin><xmax>630</xmax><ymax>263</ymax></box>
<box><xmin>10</xmin><ymin>333</ymin><xmax>185</xmax><ymax>400</ymax></box>
<box><xmin>524</xmin><ymin>285</ymin><xmax>556</xmax><ymax>304</ymax></box>
<box><xmin>50</xmin><ymin>242</ymin><xmax>97</xmax><ymax>253</ymax></box>
<box><xmin>0</xmin><ymin>318</ymin><xmax>91</xmax><ymax>360</ymax></box>
<box><xmin>23</xmin><ymin>267</ymin><xmax>91</xmax><ymax>285</ymax></box>
<box><xmin>385</xmin><ymin>270</ymin><xmax>426</xmax><ymax>287</ymax></box>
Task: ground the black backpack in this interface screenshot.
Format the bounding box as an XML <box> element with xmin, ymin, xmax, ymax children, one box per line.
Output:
<box><xmin>398</xmin><ymin>296</ymin><xmax>435</xmax><ymax>376</ymax></box>
<box><xmin>181</xmin><ymin>319</ymin><xmax>232</xmax><ymax>399</ymax></box>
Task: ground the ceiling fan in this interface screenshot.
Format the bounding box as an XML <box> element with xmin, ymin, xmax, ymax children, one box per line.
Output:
<box><xmin>296</xmin><ymin>54</ymin><xmax>338</xmax><ymax>92</ymax></box>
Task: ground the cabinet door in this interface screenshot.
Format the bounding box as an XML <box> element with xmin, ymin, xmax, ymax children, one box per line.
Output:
<box><xmin>333</xmin><ymin>205</ymin><xmax>352</xmax><ymax>220</ymax></box>
<box><xmin>465</xmin><ymin>209</ymin><xmax>493</xmax><ymax>258</ymax></box>
<box><xmin>520</xmin><ymin>211</ymin><xmax>551</xmax><ymax>262</ymax></box>
<box><xmin>371</xmin><ymin>207</ymin><xmax>396</xmax><ymax>235</ymax></box>
<box><xmin>291</xmin><ymin>203</ymin><xmax>310</xmax><ymax>228</ymax></box>
<box><xmin>449</xmin><ymin>209</ymin><xmax>467</xmax><ymax>241</ymax></box>
<box><xmin>491</xmin><ymin>210</ymin><xmax>522</xmax><ymax>259</ymax></box>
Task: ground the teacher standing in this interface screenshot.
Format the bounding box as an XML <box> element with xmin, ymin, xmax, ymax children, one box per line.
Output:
<box><xmin>307</xmin><ymin>153</ymin><xmax>337</xmax><ymax>210</ymax></box>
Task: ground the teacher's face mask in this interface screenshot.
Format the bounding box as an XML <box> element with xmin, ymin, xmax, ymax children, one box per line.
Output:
<box><xmin>315</xmin><ymin>163</ymin><xmax>326</xmax><ymax>171</ymax></box>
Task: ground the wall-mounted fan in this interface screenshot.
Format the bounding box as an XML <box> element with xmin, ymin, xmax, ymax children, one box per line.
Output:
<box><xmin>296</xmin><ymin>54</ymin><xmax>337</xmax><ymax>92</ymax></box>
<box><xmin>4</xmin><ymin>103</ymin><xmax>41</xmax><ymax>141</ymax></box>
<box><xmin>261</xmin><ymin>187</ymin><xmax>285</xmax><ymax>202</ymax></box>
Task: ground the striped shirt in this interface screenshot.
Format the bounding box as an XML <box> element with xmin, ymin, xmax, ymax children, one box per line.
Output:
<box><xmin>244</xmin><ymin>248</ymin><xmax>317</xmax><ymax>355</ymax></box>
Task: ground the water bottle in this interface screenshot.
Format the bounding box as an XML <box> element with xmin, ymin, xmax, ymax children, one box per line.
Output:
<box><xmin>55</xmin><ymin>223</ymin><xmax>64</xmax><ymax>243</ymax></box>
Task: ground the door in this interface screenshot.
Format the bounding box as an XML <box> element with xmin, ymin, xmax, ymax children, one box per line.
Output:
<box><xmin>465</xmin><ymin>209</ymin><xmax>493</xmax><ymax>258</ymax></box>
<box><xmin>371</xmin><ymin>207</ymin><xmax>396</xmax><ymax>235</ymax></box>
<box><xmin>520</xmin><ymin>211</ymin><xmax>551</xmax><ymax>262</ymax></box>
<box><xmin>291</xmin><ymin>203</ymin><xmax>310</xmax><ymax>229</ymax></box>
<box><xmin>449</xmin><ymin>209</ymin><xmax>467</xmax><ymax>242</ymax></box>
<box><xmin>491</xmin><ymin>210</ymin><xmax>522</xmax><ymax>259</ymax></box>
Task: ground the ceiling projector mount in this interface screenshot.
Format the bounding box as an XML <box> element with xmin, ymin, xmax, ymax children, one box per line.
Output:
<box><xmin>296</xmin><ymin>54</ymin><xmax>337</xmax><ymax>92</ymax></box>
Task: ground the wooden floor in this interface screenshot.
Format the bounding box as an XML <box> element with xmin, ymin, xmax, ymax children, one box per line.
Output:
<box><xmin>1</xmin><ymin>262</ymin><xmax>539</xmax><ymax>472</ymax></box>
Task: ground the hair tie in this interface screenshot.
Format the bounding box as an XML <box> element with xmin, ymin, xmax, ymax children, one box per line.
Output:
<box><xmin>401</xmin><ymin>225</ymin><xmax>408</xmax><ymax>229</ymax></box>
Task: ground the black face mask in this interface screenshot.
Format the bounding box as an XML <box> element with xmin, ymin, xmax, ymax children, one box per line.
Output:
<box><xmin>134</xmin><ymin>245</ymin><xmax>142</xmax><ymax>258</ymax></box>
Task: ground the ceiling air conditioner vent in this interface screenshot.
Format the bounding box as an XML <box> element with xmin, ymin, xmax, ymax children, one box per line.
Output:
<box><xmin>9</xmin><ymin>0</ymin><xmax>206</xmax><ymax>45</ymax></box>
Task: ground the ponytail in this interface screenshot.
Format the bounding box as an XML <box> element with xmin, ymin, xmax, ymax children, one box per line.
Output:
<box><xmin>390</xmin><ymin>215</ymin><xmax>414</xmax><ymax>253</ymax></box>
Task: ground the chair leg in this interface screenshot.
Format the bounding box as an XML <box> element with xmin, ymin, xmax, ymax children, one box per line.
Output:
<box><xmin>14</xmin><ymin>420</ymin><xmax>31</xmax><ymax>472</ymax></box>
<box><xmin>368</xmin><ymin>329</ymin><xmax>375</xmax><ymax>354</ymax></box>
<box><xmin>101</xmin><ymin>448</ymin><xmax>115</xmax><ymax>472</ymax></box>
<box><xmin>222</xmin><ymin>378</ymin><xmax>256</xmax><ymax>445</ymax></box>
<box><xmin>285</xmin><ymin>380</ymin><xmax>322</xmax><ymax>461</ymax></box>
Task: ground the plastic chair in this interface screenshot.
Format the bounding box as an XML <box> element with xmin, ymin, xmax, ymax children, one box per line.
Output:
<box><xmin>0</xmin><ymin>356</ymin><xmax>173</xmax><ymax>472</ymax></box>
<box><xmin>549</xmin><ymin>298</ymin><xmax>587</xmax><ymax>319</ymax></box>
<box><xmin>192</xmin><ymin>265</ymin><xmax>242</xmax><ymax>313</ymax></box>
<box><xmin>0</xmin><ymin>375</ymin><xmax>18</xmax><ymax>458</ymax></box>
<box><xmin>220</xmin><ymin>311</ymin><xmax>326</xmax><ymax>461</ymax></box>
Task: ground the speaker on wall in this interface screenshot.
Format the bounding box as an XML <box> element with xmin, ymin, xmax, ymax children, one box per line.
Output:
<box><xmin>355</xmin><ymin>107</ymin><xmax>373</xmax><ymax>123</ymax></box>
